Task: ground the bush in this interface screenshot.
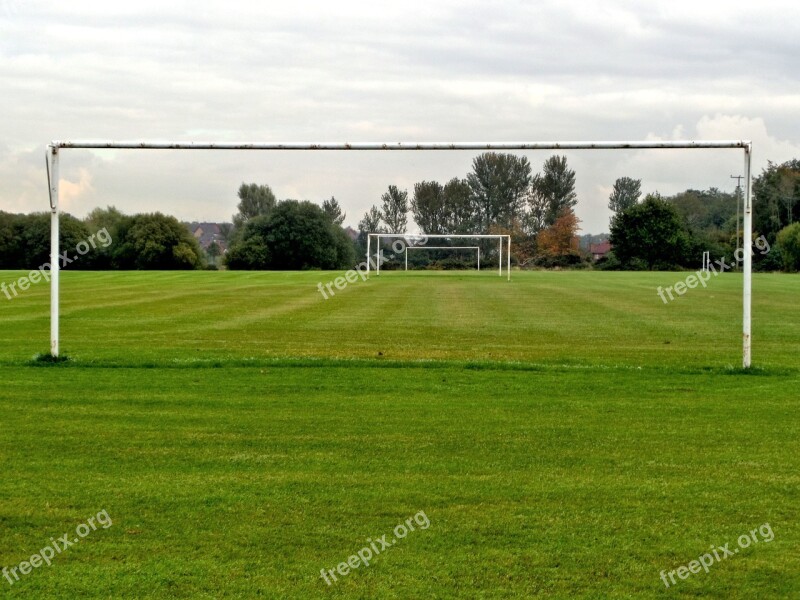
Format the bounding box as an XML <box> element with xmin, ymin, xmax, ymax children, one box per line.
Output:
<box><xmin>533</xmin><ymin>253</ymin><xmax>584</xmax><ymax>269</ymax></box>
<box><xmin>227</xmin><ymin>200</ymin><xmax>355</xmax><ymax>270</ymax></box>
<box><xmin>114</xmin><ymin>213</ymin><xmax>204</xmax><ymax>269</ymax></box>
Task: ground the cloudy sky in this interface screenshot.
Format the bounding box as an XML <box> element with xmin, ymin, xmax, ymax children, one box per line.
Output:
<box><xmin>2</xmin><ymin>0</ymin><xmax>799</xmax><ymax>233</ymax></box>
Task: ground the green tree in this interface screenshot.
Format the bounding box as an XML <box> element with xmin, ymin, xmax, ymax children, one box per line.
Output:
<box><xmin>609</xmin><ymin>194</ymin><xmax>690</xmax><ymax>270</ymax></box>
<box><xmin>665</xmin><ymin>188</ymin><xmax>737</xmax><ymax>263</ymax></box>
<box><xmin>322</xmin><ymin>196</ymin><xmax>346</xmax><ymax>226</ymax></box>
<box><xmin>225</xmin><ymin>236</ymin><xmax>269</xmax><ymax>269</ymax></box>
<box><xmin>0</xmin><ymin>211</ymin><xmax>24</xmax><ymax>269</ymax></box>
<box><xmin>753</xmin><ymin>160</ymin><xmax>800</xmax><ymax>242</ymax></box>
<box><xmin>531</xmin><ymin>155</ymin><xmax>577</xmax><ymax>226</ymax></box>
<box><xmin>525</xmin><ymin>186</ymin><xmax>548</xmax><ymax>234</ymax></box>
<box><xmin>0</xmin><ymin>212</ymin><xmax>91</xmax><ymax>270</ymax></box>
<box><xmin>608</xmin><ymin>177</ymin><xmax>641</xmax><ymax>214</ymax></box>
<box><xmin>668</xmin><ymin>188</ymin><xmax>736</xmax><ymax>232</ymax></box>
<box><xmin>233</xmin><ymin>183</ymin><xmax>277</xmax><ymax>229</ymax></box>
<box><xmin>356</xmin><ymin>205</ymin><xmax>383</xmax><ymax>257</ymax></box>
<box><xmin>227</xmin><ymin>200</ymin><xmax>355</xmax><ymax>270</ymax></box>
<box><xmin>467</xmin><ymin>153</ymin><xmax>531</xmax><ymax>231</ymax></box>
<box><xmin>218</xmin><ymin>223</ymin><xmax>233</xmax><ymax>242</ymax></box>
<box><xmin>115</xmin><ymin>213</ymin><xmax>204</xmax><ymax>270</ymax></box>
<box><xmin>442</xmin><ymin>178</ymin><xmax>475</xmax><ymax>234</ymax></box>
<box><xmin>776</xmin><ymin>223</ymin><xmax>800</xmax><ymax>271</ymax></box>
<box><xmin>380</xmin><ymin>185</ymin><xmax>409</xmax><ymax>233</ymax></box>
<box><xmin>84</xmin><ymin>206</ymin><xmax>126</xmax><ymax>269</ymax></box>
<box><xmin>85</xmin><ymin>205</ymin><xmax>125</xmax><ymax>231</ymax></box>
<box><xmin>358</xmin><ymin>206</ymin><xmax>383</xmax><ymax>236</ymax></box>
<box><xmin>411</xmin><ymin>181</ymin><xmax>446</xmax><ymax>234</ymax></box>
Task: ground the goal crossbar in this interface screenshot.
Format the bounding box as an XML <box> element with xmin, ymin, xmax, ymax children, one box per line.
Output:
<box><xmin>44</xmin><ymin>139</ymin><xmax>754</xmax><ymax>367</ymax></box>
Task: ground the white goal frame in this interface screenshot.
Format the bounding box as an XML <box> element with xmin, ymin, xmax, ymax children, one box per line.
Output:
<box><xmin>44</xmin><ymin>140</ymin><xmax>754</xmax><ymax>367</ymax></box>
<box><xmin>367</xmin><ymin>233</ymin><xmax>510</xmax><ymax>279</ymax></box>
<box><xmin>405</xmin><ymin>246</ymin><xmax>481</xmax><ymax>271</ymax></box>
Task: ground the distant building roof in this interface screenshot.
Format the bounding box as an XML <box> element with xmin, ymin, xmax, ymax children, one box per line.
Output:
<box><xmin>590</xmin><ymin>240</ymin><xmax>612</xmax><ymax>257</ymax></box>
<box><xmin>184</xmin><ymin>222</ymin><xmax>231</xmax><ymax>251</ymax></box>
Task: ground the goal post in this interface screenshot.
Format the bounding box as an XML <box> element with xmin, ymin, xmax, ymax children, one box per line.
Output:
<box><xmin>404</xmin><ymin>246</ymin><xmax>481</xmax><ymax>271</ymax></box>
<box><xmin>44</xmin><ymin>140</ymin><xmax>754</xmax><ymax>367</ymax></box>
<box><xmin>367</xmin><ymin>233</ymin><xmax>510</xmax><ymax>279</ymax></box>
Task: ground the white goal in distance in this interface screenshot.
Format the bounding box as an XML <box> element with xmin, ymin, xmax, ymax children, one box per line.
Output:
<box><xmin>367</xmin><ymin>233</ymin><xmax>510</xmax><ymax>278</ymax></box>
<box><xmin>44</xmin><ymin>140</ymin><xmax>754</xmax><ymax>367</ymax></box>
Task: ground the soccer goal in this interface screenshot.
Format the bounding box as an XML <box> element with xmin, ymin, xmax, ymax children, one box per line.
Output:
<box><xmin>366</xmin><ymin>233</ymin><xmax>510</xmax><ymax>279</ymax></box>
<box><xmin>405</xmin><ymin>246</ymin><xmax>481</xmax><ymax>271</ymax></box>
<box><xmin>44</xmin><ymin>140</ymin><xmax>754</xmax><ymax>367</ymax></box>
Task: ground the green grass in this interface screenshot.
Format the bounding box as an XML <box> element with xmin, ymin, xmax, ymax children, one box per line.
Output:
<box><xmin>0</xmin><ymin>270</ymin><xmax>798</xmax><ymax>598</ymax></box>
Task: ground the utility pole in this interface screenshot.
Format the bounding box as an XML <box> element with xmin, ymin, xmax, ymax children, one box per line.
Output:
<box><xmin>731</xmin><ymin>174</ymin><xmax>744</xmax><ymax>254</ymax></box>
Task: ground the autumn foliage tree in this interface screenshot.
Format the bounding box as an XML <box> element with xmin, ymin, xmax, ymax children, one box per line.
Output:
<box><xmin>537</xmin><ymin>209</ymin><xmax>581</xmax><ymax>256</ymax></box>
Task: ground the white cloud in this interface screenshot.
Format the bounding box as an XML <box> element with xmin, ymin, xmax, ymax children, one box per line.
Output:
<box><xmin>58</xmin><ymin>168</ymin><xmax>94</xmax><ymax>212</ymax></box>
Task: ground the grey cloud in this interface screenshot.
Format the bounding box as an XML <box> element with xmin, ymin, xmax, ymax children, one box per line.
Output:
<box><xmin>1</xmin><ymin>0</ymin><xmax>800</xmax><ymax>234</ymax></box>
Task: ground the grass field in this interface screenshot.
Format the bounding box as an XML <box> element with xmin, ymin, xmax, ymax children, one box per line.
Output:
<box><xmin>0</xmin><ymin>270</ymin><xmax>798</xmax><ymax>598</ymax></box>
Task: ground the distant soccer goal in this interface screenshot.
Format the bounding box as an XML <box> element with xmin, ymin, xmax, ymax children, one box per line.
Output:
<box><xmin>405</xmin><ymin>246</ymin><xmax>481</xmax><ymax>271</ymax></box>
<box><xmin>44</xmin><ymin>140</ymin><xmax>754</xmax><ymax>367</ymax></box>
<box><xmin>367</xmin><ymin>233</ymin><xmax>511</xmax><ymax>279</ymax></box>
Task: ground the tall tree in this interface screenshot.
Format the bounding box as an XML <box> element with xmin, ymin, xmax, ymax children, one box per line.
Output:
<box><xmin>442</xmin><ymin>178</ymin><xmax>475</xmax><ymax>234</ymax></box>
<box><xmin>322</xmin><ymin>196</ymin><xmax>346</xmax><ymax>226</ymax></box>
<box><xmin>412</xmin><ymin>181</ymin><xmax>446</xmax><ymax>234</ymax></box>
<box><xmin>356</xmin><ymin>205</ymin><xmax>383</xmax><ymax>258</ymax></box>
<box><xmin>233</xmin><ymin>183</ymin><xmax>277</xmax><ymax>229</ymax></box>
<box><xmin>380</xmin><ymin>185</ymin><xmax>409</xmax><ymax>233</ymax></box>
<box><xmin>609</xmin><ymin>194</ymin><xmax>690</xmax><ymax>270</ymax></box>
<box><xmin>467</xmin><ymin>152</ymin><xmax>531</xmax><ymax>231</ymax></box>
<box><xmin>608</xmin><ymin>177</ymin><xmax>642</xmax><ymax>214</ymax></box>
<box><xmin>532</xmin><ymin>155</ymin><xmax>577</xmax><ymax>226</ymax></box>
<box><xmin>525</xmin><ymin>186</ymin><xmax>548</xmax><ymax>234</ymax></box>
<box><xmin>358</xmin><ymin>206</ymin><xmax>383</xmax><ymax>235</ymax></box>
<box><xmin>777</xmin><ymin>166</ymin><xmax>800</xmax><ymax>225</ymax></box>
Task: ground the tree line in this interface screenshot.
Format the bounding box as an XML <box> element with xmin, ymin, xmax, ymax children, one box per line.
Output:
<box><xmin>357</xmin><ymin>153</ymin><xmax>800</xmax><ymax>272</ymax></box>
<box><xmin>0</xmin><ymin>208</ymin><xmax>206</xmax><ymax>270</ymax></box>
<box><xmin>609</xmin><ymin>159</ymin><xmax>800</xmax><ymax>271</ymax></box>
<box><xmin>1</xmin><ymin>155</ymin><xmax>799</xmax><ymax>272</ymax></box>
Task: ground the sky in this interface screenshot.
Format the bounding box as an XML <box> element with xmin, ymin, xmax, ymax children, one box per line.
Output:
<box><xmin>1</xmin><ymin>0</ymin><xmax>800</xmax><ymax>234</ymax></box>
